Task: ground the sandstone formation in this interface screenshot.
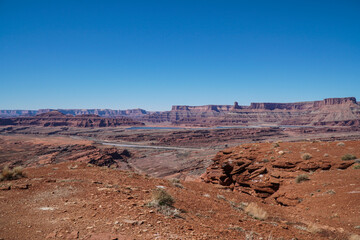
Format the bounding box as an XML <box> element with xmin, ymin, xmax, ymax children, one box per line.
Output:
<box><xmin>2</xmin><ymin>97</ymin><xmax>359</xmax><ymax>127</ymax></box>
<box><xmin>142</xmin><ymin>97</ymin><xmax>360</xmax><ymax>126</ymax></box>
<box><xmin>0</xmin><ymin>136</ymin><xmax>133</xmax><ymax>169</ymax></box>
<box><xmin>0</xmin><ymin>111</ymin><xmax>144</xmax><ymax>127</ymax></box>
<box><xmin>201</xmin><ymin>141</ymin><xmax>359</xmax><ymax>202</ymax></box>
<box><xmin>0</xmin><ymin>108</ymin><xmax>148</xmax><ymax>118</ymax></box>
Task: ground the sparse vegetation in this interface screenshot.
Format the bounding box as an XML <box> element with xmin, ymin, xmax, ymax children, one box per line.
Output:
<box><xmin>341</xmin><ymin>154</ymin><xmax>357</xmax><ymax>161</ymax></box>
<box><xmin>301</xmin><ymin>153</ymin><xmax>312</xmax><ymax>160</ymax></box>
<box><xmin>169</xmin><ymin>178</ymin><xmax>184</xmax><ymax>188</ymax></box>
<box><xmin>326</xmin><ymin>189</ymin><xmax>336</xmax><ymax>195</ymax></box>
<box><xmin>217</xmin><ymin>194</ymin><xmax>226</xmax><ymax>200</ymax></box>
<box><xmin>229</xmin><ymin>200</ymin><xmax>248</xmax><ymax>211</ymax></box>
<box><xmin>0</xmin><ymin>165</ymin><xmax>25</xmax><ymax>181</ymax></box>
<box><xmin>147</xmin><ymin>188</ymin><xmax>180</xmax><ymax>217</ymax></box>
<box><xmin>244</xmin><ymin>202</ymin><xmax>268</xmax><ymax>220</ymax></box>
<box><xmin>354</xmin><ymin>164</ymin><xmax>360</xmax><ymax>169</ymax></box>
<box><xmin>272</xmin><ymin>143</ymin><xmax>280</xmax><ymax>148</ymax></box>
<box><xmin>150</xmin><ymin>187</ymin><xmax>174</xmax><ymax>206</ymax></box>
<box><xmin>295</xmin><ymin>174</ymin><xmax>310</xmax><ymax>183</ymax></box>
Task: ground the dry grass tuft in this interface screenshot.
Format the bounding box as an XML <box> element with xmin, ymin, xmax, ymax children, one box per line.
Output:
<box><xmin>244</xmin><ymin>202</ymin><xmax>268</xmax><ymax>220</ymax></box>
<box><xmin>151</xmin><ymin>188</ymin><xmax>174</xmax><ymax>206</ymax></box>
<box><xmin>341</xmin><ymin>154</ymin><xmax>357</xmax><ymax>161</ymax></box>
<box><xmin>272</xmin><ymin>143</ymin><xmax>280</xmax><ymax>148</ymax></box>
<box><xmin>169</xmin><ymin>178</ymin><xmax>184</xmax><ymax>188</ymax></box>
<box><xmin>147</xmin><ymin>188</ymin><xmax>181</xmax><ymax>217</ymax></box>
<box><xmin>0</xmin><ymin>166</ymin><xmax>25</xmax><ymax>181</ymax></box>
<box><xmin>301</xmin><ymin>153</ymin><xmax>312</xmax><ymax>160</ymax></box>
<box><xmin>295</xmin><ymin>174</ymin><xmax>310</xmax><ymax>183</ymax></box>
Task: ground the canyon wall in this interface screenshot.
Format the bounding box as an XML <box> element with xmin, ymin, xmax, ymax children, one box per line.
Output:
<box><xmin>1</xmin><ymin>97</ymin><xmax>359</xmax><ymax>126</ymax></box>
<box><xmin>0</xmin><ymin>108</ymin><xmax>148</xmax><ymax>118</ymax></box>
<box><xmin>0</xmin><ymin>111</ymin><xmax>144</xmax><ymax>127</ymax></box>
<box><xmin>144</xmin><ymin>97</ymin><xmax>360</xmax><ymax>126</ymax></box>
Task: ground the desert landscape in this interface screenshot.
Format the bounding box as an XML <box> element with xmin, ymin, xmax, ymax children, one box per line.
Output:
<box><xmin>2</xmin><ymin>1</ymin><xmax>360</xmax><ymax>239</ymax></box>
<box><xmin>0</xmin><ymin>97</ymin><xmax>360</xmax><ymax>240</ymax></box>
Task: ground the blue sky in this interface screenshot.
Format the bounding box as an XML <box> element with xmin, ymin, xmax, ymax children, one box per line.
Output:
<box><xmin>1</xmin><ymin>0</ymin><xmax>359</xmax><ymax>110</ymax></box>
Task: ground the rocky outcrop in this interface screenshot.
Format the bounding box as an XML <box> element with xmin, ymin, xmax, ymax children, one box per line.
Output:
<box><xmin>0</xmin><ymin>136</ymin><xmax>133</xmax><ymax>169</ymax></box>
<box><xmin>201</xmin><ymin>141</ymin><xmax>357</xmax><ymax>201</ymax></box>
<box><xmin>0</xmin><ymin>111</ymin><xmax>144</xmax><ymax>127</ymax></box>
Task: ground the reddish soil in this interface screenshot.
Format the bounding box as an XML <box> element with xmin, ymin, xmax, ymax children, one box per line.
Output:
<box><xmin>0</xmin><ymin>126</ymin><xmax>359</xmax><ymax>239</ymax></box>
<box><xmin>1</xmin><ymin>160</ymin><xmax>359</xmax><ymax>240</ymax></box>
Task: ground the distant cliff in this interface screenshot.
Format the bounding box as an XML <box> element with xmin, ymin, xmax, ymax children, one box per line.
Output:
<box><xmin>1</xmin><ymin>97</ymin><xmax>359</xmax><ymax>127</ymax></box>
<box><xmin>0</xmin><ymin>108</ymin><xmax>148</xmax><ymax>118</ymax></box>
<box><xmin>0</xmin><ymin>111</ymin><xmax>144</xmax><ymax>127</ymax></box>
<box><xmin>143</xmin><ymin>97</ymin><xmax>360</xmax><ymax>126</ymax></box>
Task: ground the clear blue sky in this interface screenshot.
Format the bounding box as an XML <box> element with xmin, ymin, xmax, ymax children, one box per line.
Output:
<box><xmin>1</xmin><ymin>0</ymin><xmax>359</xmax><ymax>110</ymax></box>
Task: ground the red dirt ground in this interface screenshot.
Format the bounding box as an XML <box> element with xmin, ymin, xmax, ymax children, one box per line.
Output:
<box><xmin>0</xmin><ymin>135</ymin><xmax>359</xmax><ymax>239</ymax></box>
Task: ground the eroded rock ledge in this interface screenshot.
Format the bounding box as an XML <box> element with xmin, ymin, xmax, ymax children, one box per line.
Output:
<box><xmin>201</xmin><ymin>141</ymin><xmax>358</xmax><ymax>203</ymax></box>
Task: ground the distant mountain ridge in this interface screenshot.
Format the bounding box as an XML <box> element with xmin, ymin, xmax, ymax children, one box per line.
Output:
<box><xmin>0</xmin><ymin>108</ymin><xmax>148</xmax><ymax>118</ymax></box>
<box><xmin>1</xmin><ymin>97</ymin><xmax>359</xmax><ymax>127</ymax></box>
<box><xmin>0</xmin><ymin>110</ymin><xmax>144</xmax><ymax>127</ymax></box>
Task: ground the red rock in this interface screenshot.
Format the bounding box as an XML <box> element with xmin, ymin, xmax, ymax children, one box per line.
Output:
<box><xmin>272</xmin><ymin>161</ymin><xmax>297</xmax><ymax>169</ymax></box>
<box><xmin>298</xmin><ymin>162</ymin><xmax>321</xmax><ymax>172</ymax></box>
<box><xmin>0</xmin><ymin>111</ymin><xmax>144</xmax><ymax>127</ymax></box>
<box><xmin>334</xmin><ymin>161</ymin><xmax>355</xmax><ymax>169</ymax></box>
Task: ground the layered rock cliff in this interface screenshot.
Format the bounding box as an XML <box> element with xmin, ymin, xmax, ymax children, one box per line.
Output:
<box><xmin>0</xmin><ymin>111</ymin><xmax>144</xmax><ymax>127</ymax></box>
<box><xmin>0</xmin><ymin>108</ymin><xmax>148</xmax><ymax>118</ymax></box>
<box><xmin>1</xmin><ymin>97</ymin><xmax>359</xmax><ymax>126</ymax></box>
<box><xmin>141</xmin><ymin>97</ymin><xmax>360</xmax><ymax>126</ymax></box>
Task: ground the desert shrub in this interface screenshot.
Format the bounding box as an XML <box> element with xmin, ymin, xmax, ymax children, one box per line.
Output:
<box><xmin>169</xmin><ymin>178</ymin><xmax>184</xmax><ymax>188</ymax></box>
<box><xmin>157</xmin><ymin>205</ymin><xmax>181</xmax><ymax>217</ymax></box>
<box><xmin>353</xmin><ymin>164</ymin><xmax>360</xmax><ymax>169</ymax></box>
<box><xmin>229</xmin><ymin>201</ymin><xmax>248</xmax><ymax>211</ymax></box>
<box><xmin>272</xmin><ymin>143</ymin><xmax>279</xmax><ymax>148</ymax></box>
<box><xmin>337</xmin><ymin>142</ymin><xmax>345</xmax><ymax>146</ymax></box>
<box><xmin>151</xmin><ymin>188</ymin><xmax>174</xmax><ymax>206</ymax></box>
<box><xmin>301</xmin><ymin>153</ymin><xmax>312</xmax><ymax>160</ymax></box>
<box><xmin>244</xmin><ymin>202</ymin><xmax>268</xmax><ymax>220</ymax></box>
<box><xmin>148</xmin><ymin>188</ymin><xmax>181</xmax><ymax>217</ymax></box>
<box><xmin>217</xmin><ymin>194</ymin><xmax>226</xmax><ymax>200</ymax></box>
<box><xmin>341</xmin><ymin>154</ymin><xmax>357</xmax><ymax>161</ymax></box>
<box><xmin>295</xmin><ymin>174</ymin><xmax>310</xmax><ymax>183</ymax></box>
<box><xmin>0</xmin><ymin>166</ymin><xmax>25</xmax><ymax>181</ymax></box>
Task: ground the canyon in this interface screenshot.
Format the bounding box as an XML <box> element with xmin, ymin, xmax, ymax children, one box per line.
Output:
<box><xmin>0</xmin><ymin>111</ymin><xmax>144</xmax><ymax>127</ymax></box>
<box><xmin>1</xmin><ymin>97</ymin><xmax>359</xmax><ymax>127</ymax></box>
<box><xmin>1</xmin><ymin>97</ymin><xmax>360</xmax><ymax>239</ymax></box>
